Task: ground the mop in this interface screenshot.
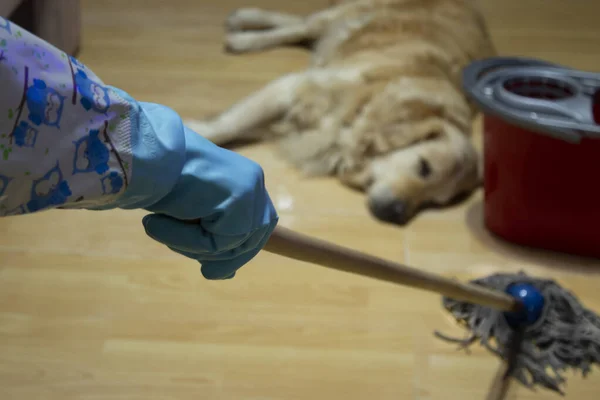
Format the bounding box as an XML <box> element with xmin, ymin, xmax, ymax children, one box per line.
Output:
<box><xmin>435</xmin><ymin>271</ymin><xmax>600</xmax><ymax>395</ymax></box>
<box><xmin>261</xmin><ymin>225</ymin><xmax>600</xmax><ymax>398</ymax></box>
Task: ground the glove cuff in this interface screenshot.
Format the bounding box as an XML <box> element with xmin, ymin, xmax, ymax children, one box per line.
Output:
<box><xmin>87</xmin><ymin>89</ymin><xmax>186</xmax><ymax>211</ymax></box>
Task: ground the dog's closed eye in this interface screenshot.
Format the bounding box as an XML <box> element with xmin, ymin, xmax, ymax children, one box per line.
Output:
<box><xmin>418</xmin><ymin>157</ymin><xmax>432</xmax><ymax>178</ymax></box>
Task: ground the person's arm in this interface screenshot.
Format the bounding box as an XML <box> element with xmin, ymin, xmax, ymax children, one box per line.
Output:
<box><xmin>0</xmin><ymin>16</ymin><xmax>139</xmax><ymax>213</ymax></box>
<box><xmin>0</xmin><ymin>17</ymin><xmax>278</xmax><ymax>279</ymax></box>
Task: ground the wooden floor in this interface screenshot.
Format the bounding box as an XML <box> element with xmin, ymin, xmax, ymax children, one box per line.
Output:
<box><xmin>2</xmin><ymin>0</ymin><xmax>600</xmax><ymax>399</ymax></box>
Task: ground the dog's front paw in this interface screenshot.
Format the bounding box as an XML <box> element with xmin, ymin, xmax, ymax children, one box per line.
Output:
<box><xmin>224</xmin><ymin>32</ymin><xmax>263</xmax><ymax>54</ymax></box>
<box><xmin>225</xmin><ymin>8</ymin><xmax>262</xmax><ymax>32</ymax></box>
<box><xmin>225</xmin><ymin>9</ymin><xmax>247</xmax><ymax>32</ymax></box>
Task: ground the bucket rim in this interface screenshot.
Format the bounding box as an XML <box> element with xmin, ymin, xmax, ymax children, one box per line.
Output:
<box><xmin>462</xmin><ymin>56</ymin><xmax>600</xmax><ymax>143</ymax></box>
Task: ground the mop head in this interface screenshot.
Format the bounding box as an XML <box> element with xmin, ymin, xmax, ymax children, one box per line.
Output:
<box><xmin>434</xmin><ymin>271</ymin><xmax>600</xmax><ymax>395</ymax></box>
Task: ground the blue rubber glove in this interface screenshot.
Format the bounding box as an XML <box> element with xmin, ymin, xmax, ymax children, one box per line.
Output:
<box><xmin>113</xmin><ymin>100</ymin><xmax>278</xmax><ymax>279</ymax></box>
<box><xmin>141</xmin><ymin>134</ymin><xmax>278</xmax><ymax>280</ymax></box>
<box><xmin>86</xmin><ymin>95</ymin><xmax>278</xmax><ymax>280</ymax></box>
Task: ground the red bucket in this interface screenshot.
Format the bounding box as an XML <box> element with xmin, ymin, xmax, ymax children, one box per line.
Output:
<box><xmin>463</xmin><ymin>57</ymin><xmax>600</xmax><ymax>258</ymax></box>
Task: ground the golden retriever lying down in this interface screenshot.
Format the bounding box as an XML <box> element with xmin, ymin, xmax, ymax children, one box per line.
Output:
<box><xmin>185</xmin><ymin>0</ymin><xmax>496</xmax><ymax>225</ymax></box>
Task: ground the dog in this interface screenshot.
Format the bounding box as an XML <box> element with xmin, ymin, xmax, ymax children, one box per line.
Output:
<box><xmin>185</xmin><ymin>0</ymin><xmax>496</xmax><ymax>225</ymax></box>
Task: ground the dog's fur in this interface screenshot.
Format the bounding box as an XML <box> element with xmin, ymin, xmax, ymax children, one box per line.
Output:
<box><xmin>185</xmin><ymin>0</ymin><xmax>497</xmax><ymax>225</ymax></box>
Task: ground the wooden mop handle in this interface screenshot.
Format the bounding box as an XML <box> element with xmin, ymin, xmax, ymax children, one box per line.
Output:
<box><xmin>264</xmin><ymin>225</ymin><xmax>520</xmax><ymax>313</ymax></box>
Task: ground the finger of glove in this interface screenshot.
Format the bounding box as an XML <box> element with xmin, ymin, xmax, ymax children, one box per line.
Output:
<box><xmin>143</xmin><ymin>214</ymin><xmax>250</xmax><ymax>254</ymax></box>
<box><xmin>199</xmin><ymin>218</ymin><xmax>277</xmax><ymax>279</ymax></box>
<box><xmin>201</xmin><ymin>189</ymin><xmax>279</xmax><ymax>238</ymax></box>
<box><xmin>185</xmin><ymin>218</ymin><xmax>277</xmax><ymax>262</ymax></box>
<box><xmin>199</xmin><ymin>250</ymin><xmax>259</xmax><ymax>279</ymax></box>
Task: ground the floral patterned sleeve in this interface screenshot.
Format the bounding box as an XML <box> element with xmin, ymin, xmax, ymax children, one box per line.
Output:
<box><xmin>0</xmin><ymin>16</ymin><xmax>134</xmax><ymax>216</ymax></box>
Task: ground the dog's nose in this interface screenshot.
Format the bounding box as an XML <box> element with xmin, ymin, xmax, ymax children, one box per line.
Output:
<box><xmin>368</xmin><ymin>199</ymin><xmax>409</xmax><ymax>225</ymax></box>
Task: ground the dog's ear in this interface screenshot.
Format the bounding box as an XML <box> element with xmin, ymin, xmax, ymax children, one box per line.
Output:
<box><xmin>367</xmin><ymin>118</ymin><xmax>446</xmax><ymax>155</ymax></box>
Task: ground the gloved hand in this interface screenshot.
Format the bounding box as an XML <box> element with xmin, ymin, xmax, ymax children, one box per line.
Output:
<box><xmin>142</xmin><ymin>124</ymin><xmax>278</xmax><ymax>280</ymax></box>
<box><xmin>103</xmin><ymin>98</ymin><xmax>278</xmax><ymax>280</ymax></box>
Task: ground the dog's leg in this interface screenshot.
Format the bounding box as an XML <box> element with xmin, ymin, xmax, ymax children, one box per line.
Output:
<box><xmin>224</xmin><ymin>2</ymin><xmax>367</xmax><ymax>54</ymax></box>
<box><xmin>226</xmin><ymin>8</ymin><xmax>303</xmax><ymax>32</ymax></box>
<box><xmin>185</xmin><ymin>73</ymin><xmax>308</xmax><ymax>146</ymax></box>
<box><xmin>225</xmin><ymin>24</ymin><xmax>317</xmax><ymax>54</ymax></box>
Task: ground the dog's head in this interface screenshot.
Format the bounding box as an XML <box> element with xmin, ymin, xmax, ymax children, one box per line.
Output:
<box><xmin>337</xmin><ymin>76</ymin><xmax>481</xmax><ymax>225</ymax></box>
